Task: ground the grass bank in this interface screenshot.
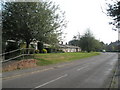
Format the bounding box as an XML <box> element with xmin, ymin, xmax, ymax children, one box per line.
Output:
<box><xmin>35</xmin><ymin>52</ymin><xmax>100</xmax><ymax>66</ymax></box>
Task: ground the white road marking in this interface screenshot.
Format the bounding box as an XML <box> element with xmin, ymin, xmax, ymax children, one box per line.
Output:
<box><xmin>77</xmin><ymin>65</ymin><xmax>89</xmax><ymax>71</ymax></box>
<box><xmin>32</xmin><ymin>74</ymin><xmax>68</xmax><ymax>89</ymax></box>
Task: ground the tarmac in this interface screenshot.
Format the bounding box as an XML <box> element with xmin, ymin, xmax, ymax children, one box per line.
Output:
<box><xmin>2</xmin><ymin>61</ymin><xmax>74</xmax><ymax>80</ymax></box>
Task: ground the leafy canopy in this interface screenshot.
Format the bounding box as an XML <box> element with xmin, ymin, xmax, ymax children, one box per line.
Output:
<box><xmin>69</xmin><ymin>29</ymin><xmax>105</xmax><ymax>52</ymax></box>
<box><xmin>107</xmin><ymin>1</ymin><xmax>120</xmax><ymax>28</ymax></box>
<box><xmin>2</xmin><ymin>1</ymin><xmax>67</xmax><ymax>46</ymax></box>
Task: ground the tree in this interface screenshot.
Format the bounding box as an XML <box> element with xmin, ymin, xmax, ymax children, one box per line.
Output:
<box><xmin>93</xmin><ymin>40</ymin><xmax>102</xmax><ymax>52</ymax></box>
<box><xmin>107</xmin><ymin>1</ymin><xmax>120</xmax><ymax>29</ymax></box>
<box><xmin>79</xmin><ymin>29</ymin><xmax>102</xmax><ymax>52</ymax></box>
<box><xmin>105</xmin><ymin>40</ymin><xmax>120</xmax><ymax>52</ymax></box>
<box><xmin>2</xmin><ymin>1</ymin><xmax>67</xmax><ymax>51</ymax></box>
<box><xmin>99</xmin><ymin>41</ymin><xmax>106</xmax><ymax>51</ymax></box>
<box><xmin>68</xmin><ymin>39</ymin><xmax>79</xmax><ymax>46</ymax></box>
<box><xmin>68</xmin><ymin>29</ymin><xmax>104</xmax><ymax>52</ymax></box>
<box><xmin>68</xmin><ymin>33</ymin><xmax>80</xmax><ymax>46</ymax></box>
<box><xmin>37</xmin><ymin>42</ymin><xmax>44</xmax><ymax>53</ymax></box>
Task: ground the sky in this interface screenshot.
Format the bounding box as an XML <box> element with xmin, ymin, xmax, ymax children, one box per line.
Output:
<box><xmin>51</xmin><ymin>0</ymin><xmax>118</xmax><ymax>44</ymax></box>
<box><xmin>1</xmin><ymin>0</ymin><xmax>119</xmax><ymax>44</ymax></box>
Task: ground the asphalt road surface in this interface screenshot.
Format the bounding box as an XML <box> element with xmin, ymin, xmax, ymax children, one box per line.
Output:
<box><xmin>2</xmin><ymin>53</ymin><xmax>118</xmax><ymax>88</ymax></box>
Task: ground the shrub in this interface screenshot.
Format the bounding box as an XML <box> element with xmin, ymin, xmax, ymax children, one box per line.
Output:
<box><xmin>58</xmin><ymin>50</ymin><xmax>65</xmax><ymax>53</ymax></box>
<box><xmin>29</xmin><ymin>48</ymin><xmax>35</xmax><ymax>54</ymax></box>
<box><xmin>20</xmin><ymin>43</ymin><xmax>26</xmax><ymax>49</ymax></box>
<box><xmin>5</xmin><ymin>42</ymin><xmax>19</xmax><ymax>52</ymax></box>
<box><xmin>5</xmin><ymin>41</ymin><xmax>19</xmax><ymax>60</ymax></box>
<box><xmin>42</xmin><ymin>49</ymin><xmax>47</xmax><ymax>53</ymax></box>
<box><xmin>35</xmin><ymin>49</ymin><xmax>39</xmax><ymax>53</ymax></box>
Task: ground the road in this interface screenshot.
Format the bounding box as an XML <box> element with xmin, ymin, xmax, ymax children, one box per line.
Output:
<box><xmin>2</xmin><ymin>53</ymin><xmax>118</xmax><ymax>88</ymax></box>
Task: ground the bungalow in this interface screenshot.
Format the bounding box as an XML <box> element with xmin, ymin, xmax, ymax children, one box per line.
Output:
<box><xmin>5</xmin><ymin>39</ymin><xmax>81</xmax><ymax>53</ymax></box>
<box><xmin>58</xmin><ymin>44</ymin><xmax>81</xmax><ymax>53</ymax></box>
<box><xmin>30</xmin><ymin>40</ymin><xmax>81</xmax><ymax>53</ymax></box>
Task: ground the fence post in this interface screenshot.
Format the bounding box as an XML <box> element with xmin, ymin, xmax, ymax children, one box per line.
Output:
<box><xmin>33</xmin><ymin>48</ymin><xmax>35</xmax><ymax>59</ymax></box>
<box><xmin>23</xmin><ymin>48</ymin><xmax>25</xmax><ymax>60</ymax></box>
<box><xmin>2</xmin><ymin>55</ymin><xmax>5</xmax><ymax>62</ymax></box>
<box><xmin>2</xmin><ymin>48</ymin><xmax>36</xmax><ymax>62</ymax></box>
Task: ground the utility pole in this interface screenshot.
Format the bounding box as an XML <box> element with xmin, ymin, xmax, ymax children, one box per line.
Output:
<box><xmin>118</xmin><ymin>21</ymin><xmax>120</xmax><ymax>89</ymax></box>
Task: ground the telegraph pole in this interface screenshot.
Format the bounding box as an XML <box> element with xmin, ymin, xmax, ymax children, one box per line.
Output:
<box><xmin>118</xmin><ymin>21</ymin><xmax>120</xmax><ymax>89</ymax></box>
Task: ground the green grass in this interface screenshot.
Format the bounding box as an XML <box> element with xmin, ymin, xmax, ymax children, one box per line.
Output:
<box><xmin>34</xmin><ymin>52</ymin><xmax>100</xmax><ymax>66</ymax></box>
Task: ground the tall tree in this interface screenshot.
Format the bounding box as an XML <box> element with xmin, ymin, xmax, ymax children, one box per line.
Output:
<box><xmin>107</xmin><ymin>1</ymin><xmax>120</xmax><ymax>29</ymax></box>
<box><xmin>79</xmin><ymin>29</ymin><xmax>102</xmax><ymax>52</ymax></box>
<box><xmin>69</xmin><ymin>39</ymin><xmax>79</xmax><ymax>46</ymax></box>
<box><xmin>68</xmin><ymin>33</ymin><xmax>80</xmax><ymax>46</ymax></box>
<box><xmin>69</xmin><ymin>36</ymin><xmax>79</xmax><ymax>46</ymax></box>
<box><xmin>2</xmin><ymin>1</ymin><xmax>67</xmax><ymax>51</ymax></box>
<box><xmin>68</xmin><ymin>30</ymin><xmax>104</xmax><ymax>52</ymax></box>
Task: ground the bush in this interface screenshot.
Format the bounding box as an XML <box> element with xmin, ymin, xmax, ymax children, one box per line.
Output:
<box><xmin>29</xmin><ymin>48</ymin><xmax>35</xmax><ymax>54</ymax></box>
<box><xmin>55</xmin><ymin>49</ymin><xmax>64</xmax><ymax>53</ymax></box>
<box><xmin>35</xmin><ymin>49</ymin><xmax>39</xmax><ymax>53</ymax></box>
<box><xmin>45</xmin><ymin>48</ymin><xmax>52</xmax><ymax>53</ymax></box>
<box><xmin>42</xmin><ymin>49</ymin><xmax>47</xmax><ymax>53</ymax></box>
<box><xmin>20</xmin><ymin>43</ymin><xmax>26</xmax><ymax>49</ymax></box>
<box><xmin>5</xmin><ymin>42</ymin><xmax>19</xmax><ymax>52</ymax></box>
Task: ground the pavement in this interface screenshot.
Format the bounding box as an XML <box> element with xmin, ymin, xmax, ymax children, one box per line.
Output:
<box><xmin>109</xmin><ymin>53</ymin><xmax>120</xmax><ymax>88</ymax></box>
<box><xmin>2</xmin><ymin>52</ymin><xmax>118</xmax><ymax>88</ymax></box>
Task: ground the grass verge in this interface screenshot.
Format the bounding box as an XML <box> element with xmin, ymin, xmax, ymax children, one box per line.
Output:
<box><xmin>34</xmin><ymin>52</ymin><xmax>100</xmax><ymax>66</ymax></box>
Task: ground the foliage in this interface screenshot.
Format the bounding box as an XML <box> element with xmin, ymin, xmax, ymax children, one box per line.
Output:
<box><xmin>42</xmin><ymin>49</ymin><xmax>47</xmax><ymax>53</ymax></box>
<box><xmin>69</xmin><ymin>40</ymin><xmax>79</xmax><ymax>46</ymax></box>
<box><xmin>35</xmin><ymin>49</ymin><xmax>39</xmax><ymax>54</ymax></box>
<box><xmin>4</xmin><ymin>41</ymin><xmax>20</xmax><ymax>60</ymax></box>
<box><xmin>38</xmin><ymin>42</ymin><xmax>44</xmax><ymax>53</ymax></box>
<box><xmin>20</xmin><ymin>42</ymin><xmax>26</xmax><ymax>49</ymax></box>
<box><xmin>69</xmin><ymin>29</ymin><xmax>105</xmax><ymax>52</ymax></box>
<box><xmin>107</xmin><ymin>1</ymin><xmax>120</xmax><ymax>28</ymax></box>
<box><xmin>93</xmin><ymin>40</ymin><xmax>103</xmax><ymax>51</ymax></box>
<box><xmin>99</xmin><ymin>41</ymin><xmax>106</xmax><ymax>50</ymax></box>
<box><xmin>5</xmin><ymin>41</ymin><xmax>19</xmax><ymax>52</ymax></box>
<box><xmin>69</xmin><ymin>33</ymin><xmax>80</xmax><ymax>46</ymax></box>
<box><xmin>2</xmin><ymin>1</ymin><xmax>67</xmax><ymax>51</ymax></box>
<box><xmin>2</xmin><ymin>39</ymin><xmax>6</xmax><ymax>53</ymax></box>
<box><xmin>105</xmin><ymin>40</ymin><xmax>120</xmax><ymax>52</ymax></box>
<box><xmin>79</xmin><ymin>29</ymin><xmax>96</xmax><ymax>52</ymax></box>
<box><xmin>29</xmin><ymin>48</ymin><xmax>35</xmax><ymax>54</ymax></box>
<box><xmin>56</xmin><ymin>49</ymin><xmax>65</xmax><ymax>53</ymax></box>
<box><xmin>45</xmin><ymin>48</ymin><xmax>52</xmax><ymax>53</ymax></box>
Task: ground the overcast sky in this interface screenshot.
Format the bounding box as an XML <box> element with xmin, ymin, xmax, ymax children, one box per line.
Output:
<box><xmin>1</xmin><ymin>0</ymin><xmax>119</xmax><ymax>44</ymax></box>
<box><xmin>51</xmin><ymin>0</ymin><xmax>118</xmax><ymax>44</ymax></box>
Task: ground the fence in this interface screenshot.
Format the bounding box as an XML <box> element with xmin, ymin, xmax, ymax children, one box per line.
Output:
<box><xmin>0</xmin><ymin>48</ymin><xmax>35</xmax><ymax>63</ymax></box>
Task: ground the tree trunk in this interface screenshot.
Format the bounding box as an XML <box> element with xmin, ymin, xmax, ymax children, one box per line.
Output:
<box><xmin>26</xmin><ymin>41</ymin><xmax>30</xmax><ymax>54</ymax></box>
<box><xmin>38</xmin><ymin>42</ymin><xmax>44</xmax><ymax>53</ymax></box>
